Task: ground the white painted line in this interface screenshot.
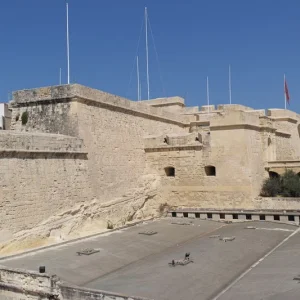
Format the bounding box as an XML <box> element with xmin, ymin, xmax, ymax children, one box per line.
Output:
<box><xmin>211</xmin><ymin>227</ymin><xmax>300</xmax><ymax>300</ymax></box>
<box><xmin>256</xmin><ymin>228</ymin><xmax>294</xmax><ymax>232</ymax></box>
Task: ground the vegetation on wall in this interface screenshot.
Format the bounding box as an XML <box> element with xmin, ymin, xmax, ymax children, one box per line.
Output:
<box><xmin>261</xmin><ymin>170</ymin><xmax>300</xmax><ymax>197</ymax></box>
<box><xmin>21</xmin><ymin>111</ymin><xmax>29</xmax><ymax>125</ymax></box>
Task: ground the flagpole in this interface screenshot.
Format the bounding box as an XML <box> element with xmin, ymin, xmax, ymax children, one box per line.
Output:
<box><xmin>145</xmin><ymin>7</ymin><xmax>150</xmax><ymax>100</ymax></box>
<box><xmin>207</xmin><ymin>76</ymin><xmax>210</xmax><ymax>114</ymax></box>
<box><xmin>229</xmin><ymin>64</ymin><xmax>232</xmax><ymax>104</ymax></box>
<box><xmin>59</xmin><ymin>68</ymin><xmax>62</xmax><ymax>85</ymax></box>
<box><xmin>137</xmin><ymin>56</ymin><xmax>140</xmax><ymax>101</ymax></box>
<box><xmin>140</xmin><ymin>83</ymin><xmax>142</xmax><ymax>101</ymax></box>
<box><xmin>66</xmin><ymin>1</ymin><xmax>70</xmax><ymax>85</ymax></box>
<box><xmin>284</xmin><ymin>74</ymin><xmax>286</xmax><ymax>110</ymax></box>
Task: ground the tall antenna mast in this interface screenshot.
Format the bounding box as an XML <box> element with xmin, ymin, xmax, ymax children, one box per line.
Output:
<box><xmin>229</xmin><ymin>64</ymin><xmax>232</xmax><ymax>104</ymax></box>
<box><xmin>60</xmin><ymin>68</ymin><xmax>62</xmax><ymax>85</ymax></box>
<box><xmin>140</xmin><ymin>83</ymin><xmax>142</xmax><ymax>100</ymax></box>
<box><xmin>207</xmin><ymin>76</ymin><xmax>210</xmax><ymax>114</ymax></box>
<box><xmin>145</xmin><ymin>7</ymin><xmax>150</xmax><ymax>100</ymax></box>
<box><xmin>66</xmin><ymin>1</ymin><xmax>70</xmax><ymax>84</ymax></box>
<box><xmin>137</xmin><ymin>56</ymin><xmax>140</xmax><ymax>101</ymax></box>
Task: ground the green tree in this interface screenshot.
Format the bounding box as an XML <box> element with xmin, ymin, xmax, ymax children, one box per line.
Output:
<box><xmin>281</xmin><ymin>170</ymin><xmax>300</xmax><ymax>197</ymax></box>
<box><xmin>260</xmin><ymin>177</ymin><xmax>281</xmax><ymax>197</ymax></box>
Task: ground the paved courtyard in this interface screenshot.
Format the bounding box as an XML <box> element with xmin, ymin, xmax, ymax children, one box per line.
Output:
<box><xmin>1</xmin><ymin>218</ymin><xmax>299</xmax><ymax>300</ymax></box>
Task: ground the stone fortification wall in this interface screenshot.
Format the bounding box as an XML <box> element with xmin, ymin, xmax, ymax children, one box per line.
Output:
<box><xmin>10</xmin><ymin>84</ymin><xmax>191</xmax><ymax>135</ymax></box>
<box><xmin>266</xmin><ymin>109</ymin><xmax>300</xmax><ymax>161</ymax></box>
<box><xmin>0</xmin><ymin>130</ymin><xmax>83</xmax><ymax>152</ymax></box>
<box><xmin>0</xmin><ymin>266</ymin><xmax>151</xmax><ymax>300</ymax></box>
<box><xmin>4</xmin><ymin>84</ymin><xmax>300</xmax><ymax>253</ymax></box>
<box><xmin>144</xmin><ymin>107</ymin><xmax>300</xmax><ymax>210</ymax></box>
<box><xmin>74</xmin><ymin>100</ymin><xmax>186</xmax><ymax>201</ymax></box>
<box><xmin>0</xmin><ymin>131</ymin><xmax>92</xmax><ymax>238</ymax></box>
<box><xmin>9</xmin><ymin>84</ymin><xmax>189</xmax><ymax>209</ymax></box>
<box><xmin>145</xmin><ymin>110</ymin><xmax>268</xmax><ymax>210</ymax></box>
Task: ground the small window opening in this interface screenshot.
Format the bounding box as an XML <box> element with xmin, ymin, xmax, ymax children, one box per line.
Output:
<box><xmin>165</xmin><ymin>167</ymin><xmax>175</xmax><ymax>177</ymax></box>
<box><xmin>205</xmin><ymin>166</ymin><xmax>216</xmax><ymax>176</ymax></box>
<box><xmin>207</xmin><ymin>213</ymin><xmax>212</xmax><ymax>219</ymax></box>
<box><xmin>246</xmin><ymin>214</ymin><xmax>252</xmax><ymax>220</ymax></box>
<box><xmin>269</xmin><ymin>171</ymin><xmax>280</xmax><ymax>179</ymax></box>
<box><xmin>220</xmin><ymin>213</ymin><xmax>225</xmax><ymax>219</ymax></box>
<box><xmin>195</xmin><ymin>213</ymin><xmax>200</xmax><ymax>218</ymax></box>
<box><xmin>288</xmin><ymin>215</ymin><xmax>295</xmax><ymax>221</ymax></box>
<box><xmin>260</xmin><ymin>215</ymin><xmax>266</xmax><ymax>221</ymax></box>
<box><xmin>232</xmin><ymin>214</ymin><xmax>238</xmax><ymax>219</ymax></box>
<box><xmin>172</xmin><ymin>212</ymin><xmax>177</xmax><ymax>217</ymax></box>
<box><xmin>183</xmin><ymin>212</ymin><xmax>188</xmax><ymax>218</ymax></box>
<box><xmin>274</xmin><ymin>215</ymin><xmax>280</xmax><ymax>221</ymax></box>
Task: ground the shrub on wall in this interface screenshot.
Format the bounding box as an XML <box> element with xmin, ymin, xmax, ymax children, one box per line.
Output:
<box><xmin>260</xmin><ymin>177</ymin><xmax>281</xmax><ymax>197</ymax></box>
<box><xmin>281</xmin><ymin>170</ymin><xmax>300</xmax><ymax>197</ymax></box>
<box><xmin>261</xmin><ymin>170</ymin><xmax>300</xmax><ymax>197</ymax></box>
<box><xmin>21</xmin><ymin>111</ymin><xmax>29</xmax><ymax>125</ymax></box>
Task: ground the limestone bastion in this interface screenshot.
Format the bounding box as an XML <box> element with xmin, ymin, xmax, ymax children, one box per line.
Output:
<box><xmin>1</xmin><ymin>83</ymin><xmax>300</xmax><ymax>254</ymax></box>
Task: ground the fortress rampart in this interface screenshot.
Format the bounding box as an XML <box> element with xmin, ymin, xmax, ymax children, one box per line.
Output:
<box><xmin>1</xmin><ymin>83</ymin><xmax>300</xmax><ymax>254</ymax></box>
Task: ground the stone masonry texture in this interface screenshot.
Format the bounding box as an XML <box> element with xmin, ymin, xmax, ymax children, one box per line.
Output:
<box><xmin>1</xmin><ymin>83</ymin><xmax>300</xmax><ymax>254</ymax></box>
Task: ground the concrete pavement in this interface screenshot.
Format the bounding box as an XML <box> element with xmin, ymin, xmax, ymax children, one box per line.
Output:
<box><xmin>0</xmin><ymin>218</ymin><xmax>297</xmax><ymax>300</ymax></box>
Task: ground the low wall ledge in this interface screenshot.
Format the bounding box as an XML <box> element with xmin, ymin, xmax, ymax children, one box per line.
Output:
<box><xmin>145</xmin><ymin>144</ymin><xmax>203</xmax><ymax>152</ymax></box>
<box><xmin>0</xmin><ymin>149</ymin><xmax>88</xmax><ymax>159</ymax></box>
<box><xmin>60</xmin><ymin>283</ymin><xmax>153</xmax><ymax>300</ymax></box>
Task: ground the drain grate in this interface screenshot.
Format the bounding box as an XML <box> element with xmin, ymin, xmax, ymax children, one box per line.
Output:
<box><xmin>76</xmin><ymin>248</ymin><xmax>100</xmax><ymax>256</ymax></box>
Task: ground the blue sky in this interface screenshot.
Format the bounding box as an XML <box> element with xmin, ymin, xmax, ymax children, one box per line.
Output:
<box><xmin>0</xmin><ymin>0</ymin><xmax>299</xmax><ymax>111</ymax></box>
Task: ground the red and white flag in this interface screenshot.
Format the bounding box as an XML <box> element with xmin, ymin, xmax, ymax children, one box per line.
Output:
<box><xmin>284</xmin><ymin>76</ymin><xmax>290</xmax><ymax>105</ymax></box>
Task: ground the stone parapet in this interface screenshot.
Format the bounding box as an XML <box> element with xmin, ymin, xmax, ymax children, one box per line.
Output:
<box><xmin>11</xmin><ymin>84</ymin><xmax>191</xmax><ymax>127</ymax></box>
<box><xmin>0</xmin><ymin>130</ymin><xmax>84</xmax><ymax>152</ymax></box>
<box><xmin>142</xmin><ymin>96</ymin><xmax>185</xmax><ymax>107</ymax></box>
<box><xmin>0</xmin><ymin>265</ymin><xmax>152</xmax><ymax>300</ymax></box>
<box><xmin>144</xmin><ymin>132</ymin><xmax>202</xmax><ymax>150</ymax></box>
<box><xmin>217</xmin><ymin>104</ymin><xmax>254</xmax><ymax>111</ymax></box>
<box><xmin>267</xmin><ymin>109</ymin><xmax>299</xmax><ymax>123</ymax></box>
